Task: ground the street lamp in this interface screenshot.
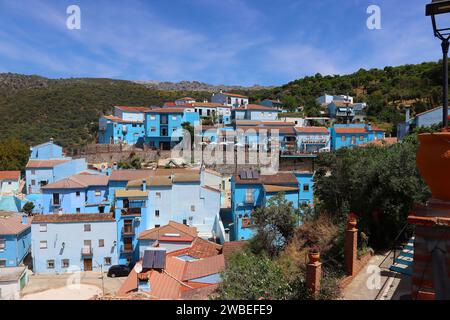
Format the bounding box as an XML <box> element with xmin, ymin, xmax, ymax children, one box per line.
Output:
<box><xmin>426</xmin><ymin>0</ymin><xmax>450</xmax><ymax>129</ymax></box>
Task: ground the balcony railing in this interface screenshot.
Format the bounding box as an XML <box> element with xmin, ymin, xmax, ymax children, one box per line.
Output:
<box><xmin>121</xmin><ymin>245</ymin><xmax>133</xmax><ymax>254</ymax></box>
<box><xmin>81</xmin><ymin>247</ymin><xmax>93</xmax><ymax>257</ymax></box>
<box><xmin>122</xmin><ymin>226</ymin><xmax>135</xmax><ymax>236</ymax></box>
<box><xmin>51</xmin><ymin>200</ymin><xmax>61</xmax><ymax>206</ymax></box>
<box><xmin>121</xmin><ymin>207</ymin><xmax>142</xmax><ymax>216</ymax></box>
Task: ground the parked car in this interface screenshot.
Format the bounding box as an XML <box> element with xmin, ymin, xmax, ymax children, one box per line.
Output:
<box><xmin>107</xmin><ymin>265</ymin><xmax>131</xmax><ymax>278</ymax></box>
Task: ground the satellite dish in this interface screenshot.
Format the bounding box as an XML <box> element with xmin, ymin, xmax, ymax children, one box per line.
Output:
<box><xmin>134</xmin><ymin>262</ymin><xmax>143</xmax><ymax>274</ymax></box>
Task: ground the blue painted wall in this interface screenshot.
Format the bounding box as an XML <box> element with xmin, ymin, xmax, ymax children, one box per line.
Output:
<box><xmin>31</xmin><ymin>220</ymin><xmax>118</xmax><ymax>273</ymax></box>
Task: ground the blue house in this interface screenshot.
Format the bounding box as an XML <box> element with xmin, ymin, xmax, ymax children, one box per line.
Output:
<box><xmin>0</xmin><ymin>212</ymin><xmax>32</xmax><ymax>268</ymax></box>
<box><xmin>25</xmin><ymin>141</ymin><xmax>88</xmax><ymax>195</ymax></box>
<box><xmin>114</xmin><ymin>188</ymin><xmax>148</xmax><ymax>265</ymax></box>
<box><xmin>327</xmin><ymin>101</ymin><xmax>355</xmax><ymax>122</ymax></box>
<box><xmin>330</xmin><ymin>124</ymin><xmax>385</xmax><ymax>150</ymax></box>
<box><xmin>260</xmin><ymin>99</ymin><xmax>284</xmax><ymax>111</ymax></box>
<box><xmin>232</xmin><ymin>104</ymin><xmax>280</xmax><ymax>122</ymax></box>
<box><xmin>294</xmin><ymin>127</ymin><xmax>331</xmax><ymax>155</ymax></box>
<box><xmin>191</xmin><ymin>103</ymin><xmax>232</xmax><ymax>125</ymax></box>
<box><xmin>230</xmin><ymin>171</ymin><xmax>309</xmax><ymax>241</ymax></box>
<box><xmin>30</xmin><ymin>139</ymin><xmax>64</xmax><ymax>160</ymax></box>
<box><xmin>41</xmin><ymin>174</ymin><xmax>110</xmax><ymax>214</ymax></box>
<box><xmin>31</xmin><ymin>214</ymin><xmax>118</xmax><ymax>273</ymax></box>
<box><xmin>211</xmin><ymin>92</ymin><xmax>249</xmax><ymax>108</ymax></box>
<box><xmin>397</xmin><ymin>106</ymin><xmax>446</xmax><ymax>139</ymax></box>
<box><xmin>98</xmin><ymin>106</ymin><xmax>151</xmax><ymax>145</ymax></box>
<box><xmin>144</xmin><ymin>107</ymin><xmax>200</xmax><ymax>150</ymax></box>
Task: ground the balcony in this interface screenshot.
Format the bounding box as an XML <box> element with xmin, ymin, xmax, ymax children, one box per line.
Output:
<box><xmin>121</xmin><ymin>207</ymin><xmax>142</xmax><ymax>216</ymax></box>
<box><xmin>121</xmin><ymin>244</ymin><xmax>133</xmax><ymax>254</ymax></box>
<box><xmin>122</xmin><ymin>226</ymin><xmax>135</xmax><ymax>237</ymax></box>
<box><xmin>81</xmin><ymin>247</ymin><xmax>93</xmax><ymax>257</ymax></box>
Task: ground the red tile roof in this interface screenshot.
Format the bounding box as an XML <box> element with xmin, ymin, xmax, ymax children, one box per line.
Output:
<box><xmin>0</xmin><ymin>171</ymin><xmax>20</xmax><ymax>180</ymax></box>
<box><xmin>138</xmin><ymin>221</ymin><xmax>198</xmax><ymax>241</ymax></box>
<box><xmin>146</xmin><ymin>108</ymin><xmax>187</xmax><ymax>114</ymax></box>
<box><xmin>295</xmin><ymin>126</ymin><xmax>329</xmax><ymax>134</ymax></box>
<box><xmin>0</xmin><ymin>212</ymin><xmax>31</xmax><ymax>235</ymax></box>
<box><xmin>168</xmin><ymin>237</ymin><xmax>222</xmax><ymax>259</ymax></box>
<box><xmin>26</xmin><ymin>159</ymin><xmax>70</xmax><ymax>169</ymax></box>
<box><xmin>102</xmin><ymin>115</ymin><xmax>144</xmax><ymax>124</ymax></box>
<box><xmin>222</xmin><ymin>92</ymin><xmax>248</xmax><ymax>98</ymax></box>
<box><xmin>109</xmin><ymin>170</ymin><xmax>155</xmax><ymax>181</ymax></box>
<box><xmin>182</xmin><ymin>255</ymin><xmax>225</xmax><ymax>281</ymax></box>
<box><xmin>334</xmin><ymin>127</ymin><xmax>367</xmax><ymax>134</ymax></box>
<box><xmin>235</xmin><ymin>104</ymin><xmax>278</xmax><ymax>112</ymax></box>
<box><xmin>41</xmin><ymin>174</ymin><xmax>109</xmax><ymax>189</ymax></box>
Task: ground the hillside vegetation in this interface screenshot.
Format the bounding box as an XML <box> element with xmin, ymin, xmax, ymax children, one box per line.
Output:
<box><xmin>250</xmin><ymin>61</ymin><xmax>445</xmax><ymax>133</ymax></box>
<box><xmin>0</xmin><ymin>61</ymin><xmax>445</xmax><ymax>148</ymax></box>
<box><xmin>0</xmin><ymin>74</ymin><xmax>214</xmax><ymax>149</ymax></box>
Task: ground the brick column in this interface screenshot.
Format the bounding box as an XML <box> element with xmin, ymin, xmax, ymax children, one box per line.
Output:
<box><xmin>408</xmin><ymin>199</ymin><xmax>450</xmax><ymax>300</ymax></box>
<box><xmin>345</xmin><ymin>214</ymin><xmax>358</xmax><ymax>277</ymax></box>
<box><xmin>306</xmin><ymin>252</ymin><xmax>322</xmax><ymax>299</ymax></box>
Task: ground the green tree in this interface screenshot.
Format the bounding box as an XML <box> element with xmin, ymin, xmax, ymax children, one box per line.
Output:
<box><xmin>0</xmin><ymin>138</ymin><xmax>29</xmax><ymax>171</ymax></box>
<box><xmin>314</xmin><ymin>134</ymin><xmax>430</xmax><ymax>249</ymax></box>
<box><xmin>217</xmin><ymin>250</ymin><xmax>292</xmax><ymax>300</ymax></box>
<box><xmin>252</xmin><ymin>193</ymin><xmax>299</xmax><ymax>257</ymax></box>
<box><xmin>22</xmin><ymin>202</ymin><xmax>35</xmax><ymax>216</ymax></box>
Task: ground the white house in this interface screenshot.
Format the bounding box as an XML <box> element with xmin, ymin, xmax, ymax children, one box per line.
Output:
<box><xmin>211</xmin><ymin>91</ymin><xmax>249</xmax><ymax>108</ymax></box>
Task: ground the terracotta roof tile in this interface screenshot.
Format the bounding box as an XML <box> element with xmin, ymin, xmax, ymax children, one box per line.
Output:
<box><xmin>334</xmin><ymin>127</ymin><xmax>367</xmax><ymax>134</ymax></box>
<box><xmin>0</xmin><ymin>171</ymin><xmax>20</xmax><ymax>180</ymax></box>
<box><xmin>146</xmin><ymin>108</ymin><xmax>187</xmax><ymax>114</ymax></box>
<box><xmin>222</xmin><ymin>92</ymin><xmax>248</xmax><ymax>98</ymax></box>
<box><xmin>138</xmin><ymin>221</ymin><xmax>198</xmax><ymax>241</ymax></box>
<box><xmin>109</xmin><ymin>170</ymin><xmax>155</xmax><ymax>181</ymax></box>
<box><xmin>26</xmin><ymin>159</ymin><xmax>70</xmax><ymax>169</ymax></box>
<box><xmin>263</xmin><ymin>185</ymin><xmax>299</xmax><ymax>193</ymax></box>
<box><xmin>103</xmin><ymin>115</ymin><xmax>144</xmax><ymax>124</ymax></box>
<box><xmin>42</xmin><ymin>174</ymin><xmax>109</xmax><ymax>190</ymax></box>
<box><xmin>235</xmin><ymin>104</ymin><xmax>278</xmax><ymax>111</ymax></box>
<box><xmin>182</xmin><ymin>255</ymin><xmax>225</xmax><ymax>281</ymax></box>
<box><xmin>295</xmin><ymin>127</ymin><xmax>329</xmax><ymax>134</ymax></box>
<box><xmin>0</xmin><ymin>212</ymin><xmax>31</xmax><ymax>235</ymax></box>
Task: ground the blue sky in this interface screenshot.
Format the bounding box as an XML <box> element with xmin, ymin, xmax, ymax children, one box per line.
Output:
<box><xmin>0</xmin><ymin>0</ymin><xmax>442</xmax><ymax>85</ymax></box>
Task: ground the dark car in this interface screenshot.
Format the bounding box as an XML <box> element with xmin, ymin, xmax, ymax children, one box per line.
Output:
<box><xmin>107</xmin><ymin>265</ymin><xmax>131</xmax><ymax>278</ymax></box>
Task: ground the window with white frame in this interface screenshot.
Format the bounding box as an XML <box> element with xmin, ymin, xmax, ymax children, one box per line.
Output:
<box><xmin>47</xmin><ymin>260</ymin><xmax>55</xmax><ymax>269</ymax></box>
<box><xmin>84</xmin><ymin>224</ymin><xmax>91</xmax><ymax>232</ymax></box>
<box><xmin>104</xmin><ymin>257</ymin><xmax>111</xmax><ymax>265</ymax></box>
<box><xmin>39</xmin><ymin>224</ymin><xmax>47</xmax><ymax>232</ymax></box>
<box><xmin>151</xmin><ymin>126</ymin><xmax>156</xmax><ymax>132</ymax></box>
<box><xmin>0</xmin><ymin>239</ymin><xmax>5</xmax><ymax>252</ymax></box>
<box><xmin>155</xmin><ymin>192</ymin><xmax>161</xmax><ymax>198</ymax></box>
<box><xmin>190</xmin><ymin>205</ymin><xmax>195</xmax><ymax>212</ymax></box>
<box><xmin>98</xmin><ymin>239</ymin><xmax>104</xmax><ymax>247</ymax></box>
<box><xmin>245</xmin><ymin>189</ymin><xmax>254</xmax><ymax>203</ymax></box>
<box><xmin>40</xmin><ymin>241</ymin><xmax>47</xmax><ymax>249</ymax></box>
<box><xmin>155</xmin><ymin>210</ymin><xmax>160</xmax><ymax>217</ymax></box>
<box><xmin>95</xmin><ymin>190</ymin><xmax>101</xmax><ymax>197</ymax></box>
<box><xmin>150</xmin><ymin>115</ymin><xmax>156</xmax><ymax>120</ymax></box>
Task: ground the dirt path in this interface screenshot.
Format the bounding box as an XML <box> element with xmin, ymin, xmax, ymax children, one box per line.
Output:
<box><xmin>21</xmin><ymin>284</ymin><xmax>102</xmax><ymax>300</ymax></box>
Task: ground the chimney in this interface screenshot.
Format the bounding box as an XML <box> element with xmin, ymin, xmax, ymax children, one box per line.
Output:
<box><xmin>50</xmin><ymin>138</ymin><xmax>54</xmax><ymax>144</ymax></box>
<box><xmin>405</xmin><ymin>107</ymin><xmax>411</xmax><ymax>123</ymax></box>
<box><xmin>142</xmin><ymin>179</ymin><xmax>147</xmax><ymax>192</ymax></box>
<box><xmin>345</xmin><ymin>213</ymin><xmax>358</xmax><ymax>276</ymax></box>
<box><xmin>21</xmin><ymin>214</ymin><xmax>27</xmax><ymax>225</ymax></box>
<box><xmin>113</xmin><ymin>162</ymin><xmax>118</xmax><ymax>170</ymax></box>
<box><xmin>306</xmin><ymin>250</ymin><xmax>322</xmax><ymax>299</ymax></box>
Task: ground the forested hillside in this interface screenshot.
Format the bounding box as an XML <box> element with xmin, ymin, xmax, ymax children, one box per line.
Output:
<box><xmin>250</xmin><ymin>61</ymin><xmax>444</xmax><ymax>131</ymax></box>
<box><xmin>0</xmin><ymin>60</ymin><xmax>445</xmax><ymax>149</ymax></box>
<box><xmin>0</xmin><ymin>74</ymin><xmax>213</xmax><ymax>149</ymax></box>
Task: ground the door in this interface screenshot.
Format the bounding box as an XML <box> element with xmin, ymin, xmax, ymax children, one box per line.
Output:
<box><xmin>84</xmin><ymin>259</ymin><xmax>93</xmax><ymax>271</ymax></box>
